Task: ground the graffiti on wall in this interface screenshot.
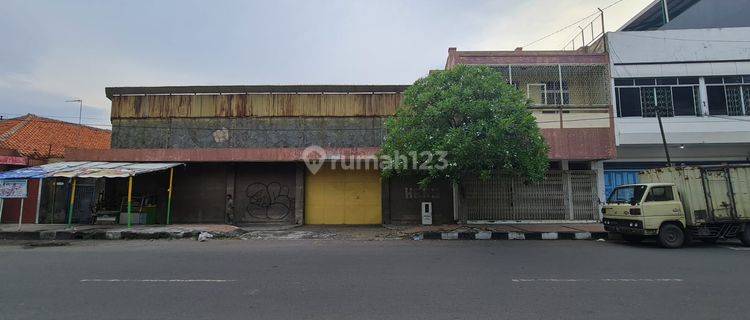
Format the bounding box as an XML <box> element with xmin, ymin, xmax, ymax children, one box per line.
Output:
<box><xmin>404</xmin><ymin>187</ymin><xmax>440</xmax><ymax>200</ymax></box>
<box><xmin>244</xmin><ymin>182</ymin><xmax>293</xmax><ymax>221</ymax></box>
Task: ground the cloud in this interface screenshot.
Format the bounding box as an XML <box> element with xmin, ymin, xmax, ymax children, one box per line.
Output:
<box><xmin>1</xmin><ymin>0</ymin><xmax>654</xmax><ymax>126</ymax></box>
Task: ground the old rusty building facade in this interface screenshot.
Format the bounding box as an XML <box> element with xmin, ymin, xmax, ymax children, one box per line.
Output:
<box><xmin>68</xmin><ymin>85</ymin><xmax>456</xmax><ymax>225</ymax></box>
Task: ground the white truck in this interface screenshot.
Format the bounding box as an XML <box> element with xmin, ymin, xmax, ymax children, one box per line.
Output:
<box><xmin>602</xmin><ymin>165</ymin><xmax>750</xmax><ymax>248</ymax></box>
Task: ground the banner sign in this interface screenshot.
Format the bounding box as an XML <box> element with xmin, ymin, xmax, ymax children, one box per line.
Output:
<box><xmin>0</xmin><ymin>156</ymin><xmax>27</xmax><ymax>166</ymax></box>
<box><xmin>0</xmin><ymin>180</ymin><xmax>28</xmax><ymax>198</ymax></box>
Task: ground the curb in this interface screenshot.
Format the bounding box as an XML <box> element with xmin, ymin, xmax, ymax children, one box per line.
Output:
<box><xmin>417</xmin><ymin>231</ymin><xmax>608</xmax><ymax>241</ymax></box>
<box><xmin>0</xmin><ymin>230</ymin><xmax>239</xmax><ymax>241</ymax></box>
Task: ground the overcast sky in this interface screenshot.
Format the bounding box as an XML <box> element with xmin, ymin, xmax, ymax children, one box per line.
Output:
<box><xmin>1</xmin><ymin>0</ymin><xmax>652</xmax><ymax>127</ymax></box>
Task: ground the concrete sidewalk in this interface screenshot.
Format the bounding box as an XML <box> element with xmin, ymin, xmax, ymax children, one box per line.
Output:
<box><xmin>0</xmin><ymin>223</ymin><xmax>606</xmax><ymax>241</ymax></box>
<box><xmin>241</xmin><ymin>224</ymin><xmax>606</xmax><ymax>241</ymax></box>
<box><xmin>0</xmin><ymin>224</ymin><xmax>246</xmax><ymax>240</ymax></box>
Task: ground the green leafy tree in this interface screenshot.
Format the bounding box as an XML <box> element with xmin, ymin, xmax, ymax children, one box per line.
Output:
<box><xmin>380</xmin><ymin>65</ymin><xmax>549</xmax><ymax>186</ymax></box>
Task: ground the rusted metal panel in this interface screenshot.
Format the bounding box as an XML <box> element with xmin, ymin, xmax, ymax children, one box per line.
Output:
<box><xmin>146</xmin><ymin>95</ymin><xmax>167</xmax><ymax>118</ymax></box>
<box><xmin>248</xmin><ymin>94</ymin><xmax>273</xmax><ymax>117</ymax></box>
<box><xmin>111</xmin><ymin>92</ymin><xmax>404</xmax><ymax>119</ymax></box>
<box><xmin>172</xmin><ymin>95</ymin><xmax>192</xmax><ymax>117</ymax></box>
<box><xmin>272</xmin><ymin>94</ymin><xmax>294</xmax><ymax>116</ymax></box>
<box><xmin>215</xmin><ymin>95</ymin><xmax>231</xmax><ymax>117</ymax></box>
<box><xmin>197</xmin><ymin>95</ymin><xmax>216</xmax><ymax>117</ymax></box>
<box><xmin>110</xmin><ymin>96</ymin><xmax>123</xmax><ymax>118</ymax></box>
<box><xmin>228</xmin><ymin>94</ymin><xmax>246</xmax><ymax>117</ymax></box>
<box><xmin>119</xmin><ymin>96</ymin><xmax>139</xmax><ymax>118</ymax></box>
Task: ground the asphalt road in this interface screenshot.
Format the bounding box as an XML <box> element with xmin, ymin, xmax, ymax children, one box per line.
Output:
<box><xmin>1</xmin><ymin>239</ymin><xmax>749</xmax><ymax>320</ymax></box>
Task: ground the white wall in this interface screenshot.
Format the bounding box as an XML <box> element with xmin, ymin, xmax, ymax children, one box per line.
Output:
<box><xmin>615</xmin><ymin>117</ymin><xmax>750</xmax><ymax>145</ymax></box>
<box><xmin>608</xmin><ymin>27</ymin><xmax>750</xmax><ymax>152</ymax></box>
<box><xmin>613</xmin><ymin>143</ymin><xmax>750</xmax><ymax>162</ymax></box>
<box><xmin>608</xmin><ymin>27</ymin><xmax>750</xmax><ymax>78</ymax></box>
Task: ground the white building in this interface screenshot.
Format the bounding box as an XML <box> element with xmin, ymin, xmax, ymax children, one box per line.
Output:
<box><xmin>604</xmin><ymin>0</ymin><xmax>750</xmax><ymax>196</ymax></box>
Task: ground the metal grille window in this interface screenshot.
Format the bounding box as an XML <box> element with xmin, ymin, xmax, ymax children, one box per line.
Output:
<box><xmin>704</xmin><ymin>76</ymin><xmax>750</xmax><ymax>116</ymax></box>
<box><xmin>616</xmin><ymin>77</ymin><xmax>699</xmax><ymax>118</ymax></box>
<box><xmin>544</xmin><ymin>81</ymin><xmax>570</xmax><ymax>105</ymax></box>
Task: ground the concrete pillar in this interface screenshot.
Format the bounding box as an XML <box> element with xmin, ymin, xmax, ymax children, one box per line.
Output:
<box><xmin>381</xmin><ymin>178</ymin><xmax>391</xmax><ymax>225</ymax></box>
<box><xmin>609</xmin><ymin>77</ymin><xmax>620</xmax><ymax>146</ymax></box>
<box><xmin>699</xmin><ymin>77</ymin><xmax>709</xmax><ymax>116</ymax></box>
<box><xmin>592</xmin><ymin>161</ymin><xmax>605</xmax><ymax>220</ymax></box>
<box><xmin>294</xmin><ymin>163</ymin><xmax>305</xmax><ymax>225</ymax></box>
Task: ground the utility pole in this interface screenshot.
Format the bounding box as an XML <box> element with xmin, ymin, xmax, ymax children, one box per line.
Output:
<box><xmin>65</xmin><ymin>99</ymin><xmax>83</xmax><ymax>146</ymax></box>
<box><xmin>657</xmin><ymin>109</ymin><xmax>672</xmax><ymax>167</ymax></box>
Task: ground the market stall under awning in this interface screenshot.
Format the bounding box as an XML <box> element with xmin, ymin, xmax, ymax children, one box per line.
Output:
<box><xmin>0</xmin><ymin>162</ymin><xmax>183</xmax><ymax>227</ymax></box>
<box><xmin>0</xmin><ymin>161</ymin><xmax>182</xmax><ymax>179</ymax></box>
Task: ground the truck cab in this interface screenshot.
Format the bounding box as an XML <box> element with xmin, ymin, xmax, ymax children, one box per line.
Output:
<box><xmin>603</xmin><ymin>183</ymin><xmax>687</xmax><ymax>248</ymax></box>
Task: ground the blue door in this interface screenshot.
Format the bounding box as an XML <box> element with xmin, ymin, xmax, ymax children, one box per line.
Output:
<box><xmin>604</xmin><ymin>170</ymin><xmax>640</xmax><ymax>200</ymax></box>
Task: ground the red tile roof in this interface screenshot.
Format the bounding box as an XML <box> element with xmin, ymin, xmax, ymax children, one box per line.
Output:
<box><xmin>0</xmin><ymin>114</ymin><xmax>111</xmax><ymax>160</ymax></box>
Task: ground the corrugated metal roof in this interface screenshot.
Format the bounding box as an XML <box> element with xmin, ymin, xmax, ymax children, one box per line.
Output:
<box><xmin>106</xmin><ymin>85</ymin><xmax>409</xmax><ymax>98</ymax></box>
<box><xmin>0</xmin><ymin>161</ymin><xmax>182</xmax><ymax>179</ymax></box>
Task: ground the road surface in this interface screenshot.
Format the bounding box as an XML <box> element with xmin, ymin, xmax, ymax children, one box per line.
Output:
<box><xmin>1</xmin><ymin>239</ymin><xmax>748</xmax><ymax>319</ymax></box>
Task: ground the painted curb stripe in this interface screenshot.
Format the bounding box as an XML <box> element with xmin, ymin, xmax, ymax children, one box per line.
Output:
<box><xmin>418</xmin><ymin>231</ymin><xmax>608</xmax><ymax>240</ymax></box>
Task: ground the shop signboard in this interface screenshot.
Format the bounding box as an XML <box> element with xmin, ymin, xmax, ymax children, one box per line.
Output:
<box><xmin>0</xmin><ymin>179</ymin><xmax>28</xmax><ymax>199</ymax></box>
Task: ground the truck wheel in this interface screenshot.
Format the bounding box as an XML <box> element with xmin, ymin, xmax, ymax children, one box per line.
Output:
<box><xmin>740</xmin><ymin>224</ymin><xmax>750</xmax><ymax>247</ymax></box>
<box><xmin>622</xmin><ymin>234</ymin><xmax>643</xmax><ymax>243</ymax></box>
<box><xmin>657</xmin><ymin>223</ymin><xmax>685</xmax><ymax>249</ymax></box>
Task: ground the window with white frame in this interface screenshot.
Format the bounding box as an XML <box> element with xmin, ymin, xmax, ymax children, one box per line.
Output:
<box><xmin>526</xmin><ymin>81</ymin><xmax>569</xmax><ymax>106</ymax></box>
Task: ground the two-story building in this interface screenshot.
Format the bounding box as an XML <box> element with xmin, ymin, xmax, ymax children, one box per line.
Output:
<box><xmin>604</xmin><ymin>0</ymin><xmax>750</xmax><ymax>195</ymax></box>
<box><xmin>445</xmin><ymin>48</ymin><xmax>615</xmax><ymax>222</ymax></box>
<box><xmin>66</xmin><ymin>85</ymin><xmax>458</xmax><ymax>225</ymax></box>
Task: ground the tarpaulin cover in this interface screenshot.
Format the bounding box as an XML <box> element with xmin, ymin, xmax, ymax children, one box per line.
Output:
<box><xmin>0</xmin><ymin>162</ymin><xmax>183</xmax><ymax>179</ymax></box>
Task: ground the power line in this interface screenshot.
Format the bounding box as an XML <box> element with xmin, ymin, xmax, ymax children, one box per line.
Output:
<box><xmin>522</xmin><ymin>0</ymin><xmax>625</xmax><ymax>49</ymax></box>
<box><xmin>0</xmin><ymin>113</ymin><xmax>108</xmax><ymax>121</ymax></box>
<box><xmin>557</xmin><ymin>15</ymin><xmax>603</xmax><ymax>49</ymax></box>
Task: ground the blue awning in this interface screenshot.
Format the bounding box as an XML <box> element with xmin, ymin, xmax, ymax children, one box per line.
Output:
<box><xmin>0</xmin><ymin>162</ymin><xmax>183</xmax><ymax>180</ymax></box>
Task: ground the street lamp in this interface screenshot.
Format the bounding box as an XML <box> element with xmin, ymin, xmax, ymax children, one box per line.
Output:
<box><xmin>65</xmin><ymin>99</ymin><xmax>83</xmax><ymax>146</ymax></box>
